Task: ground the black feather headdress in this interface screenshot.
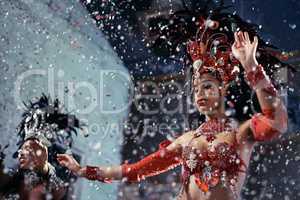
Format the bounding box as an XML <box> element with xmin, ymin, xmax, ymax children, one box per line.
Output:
<box><xmin>16</xmin><ymin>94</ymin><xmax>85</xmax><ymax>148</ymax></box>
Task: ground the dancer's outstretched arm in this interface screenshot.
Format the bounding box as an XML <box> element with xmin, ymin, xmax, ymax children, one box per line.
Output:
<box><xmin>57</xmin><ymin>153</ymin><xmax>123</xmax><ymax>182</ymax></box>
<box><xmin>232</xmin><ymin>31</ymin><xmax>288</xmax><ymax>143</ymax></box>
<box><xmin>57</xmin><ymin>133</ymin><xmax>186</xmax><ymax>182</ymax></box>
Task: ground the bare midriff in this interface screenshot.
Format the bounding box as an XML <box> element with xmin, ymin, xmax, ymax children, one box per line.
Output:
<box><xmin>177</xmin><ymin>173</ymin><xmax>248</xmax><ymax>200</ymax></box>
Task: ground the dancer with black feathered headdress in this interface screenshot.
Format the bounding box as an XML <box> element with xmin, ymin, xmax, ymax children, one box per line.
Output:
<box><xmin>56</xmin><ymin>1</ymin><xmax>291</xmax><ymax>199</ymax></box>
<box><xmin>0</xmin><ymin>94</ymin><xmax>84</xmax><ymax>200</ymax></box>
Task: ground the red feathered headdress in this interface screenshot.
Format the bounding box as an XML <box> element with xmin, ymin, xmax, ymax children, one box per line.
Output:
<box><xmin>187</xmin><ymin>17</ymin><xmax>240</xmax><ymax>84</ymax></box>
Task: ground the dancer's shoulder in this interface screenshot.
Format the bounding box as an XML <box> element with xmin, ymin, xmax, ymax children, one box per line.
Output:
<box><xmin>166</xmin><ymin>131</ymin><xmax>195</xmax><ymax>152</ymax></box>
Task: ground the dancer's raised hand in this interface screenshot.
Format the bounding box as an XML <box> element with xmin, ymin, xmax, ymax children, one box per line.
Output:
<box><xmin>232</xmin><ymin>31</ymin><xmax>259</xmax><ymax>71</ymax></box>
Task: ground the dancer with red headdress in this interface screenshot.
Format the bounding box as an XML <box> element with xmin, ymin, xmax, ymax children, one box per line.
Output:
<box><xmin>57</xmin><ymin>3</ymin><xmax>289</xmax><ymax>199</ymax></box>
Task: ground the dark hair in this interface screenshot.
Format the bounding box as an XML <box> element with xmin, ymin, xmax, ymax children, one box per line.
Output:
<box><xmin>150</xmin><ymin>0</ymin><xmax>294</xmax><ymax>122</ymax></box>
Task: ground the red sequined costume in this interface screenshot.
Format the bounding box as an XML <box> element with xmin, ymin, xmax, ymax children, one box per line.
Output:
<box><xmin>85</xmin><ymin>16</ymin><xmax>288</xmax><ymax>195</ymax></box>
<box><xmin>120</xmin><ymin>63</ymin><xmax>287</xmax><ymax>193</ymax></box>
<box><xmin>181</xmin><ymin>118</ymin><xmax>245</xmax><ymax>193</ymax></box>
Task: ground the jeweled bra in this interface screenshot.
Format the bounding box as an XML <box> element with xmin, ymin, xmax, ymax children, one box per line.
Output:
<box><xmin>181</xmin><ymin>118</ymin><xmax>246</xmax><ymax>194</ymax></box>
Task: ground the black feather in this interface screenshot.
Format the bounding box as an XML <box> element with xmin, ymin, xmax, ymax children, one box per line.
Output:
<box><xmin>16</xmin><ymin>94</ymin><xmax>83</xmax><ymax>148</ymax></box>
<box><xmin>149</xmin><ymin>0</ymin><xmax>295</xmax><ymax>122</ymax></box>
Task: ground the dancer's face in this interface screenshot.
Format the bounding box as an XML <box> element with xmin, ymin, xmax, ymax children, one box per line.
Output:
<box><xmin>18</xmin><ymin>139</ymin><xmax>48</xmax><ymax>171</ymax></box>
<box><xmin>193</xmin><ymin>73</ymin><xmax>225</xmax><ymax>115</ymax></box>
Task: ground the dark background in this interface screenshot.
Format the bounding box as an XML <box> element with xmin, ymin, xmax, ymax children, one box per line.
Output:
<box><xmin>81</xmin><ymin>0</ymin><xmax>300</xmax><ymax>199</ymax></box>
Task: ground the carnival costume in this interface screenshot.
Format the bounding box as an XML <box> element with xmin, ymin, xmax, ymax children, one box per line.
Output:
<box><xmin>83</xmin><ymin>2</ymin><xmax>288</xmax><ymax>197</ymax></box>
<box><xmin>1</xmin><ymin>94</ymin><xmax>84</xmax><ymax>199</ymax></box>
<box><xmin>83</xmin><ymin>14</ymin><xmax>287</xmax><ymax>197</ymax></box>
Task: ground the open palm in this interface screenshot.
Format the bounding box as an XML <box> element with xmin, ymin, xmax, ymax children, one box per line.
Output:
<box><xmin>231</xmin><ymin>31</ymin><xmax>258</xmax><ymax>70</ymax></box>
